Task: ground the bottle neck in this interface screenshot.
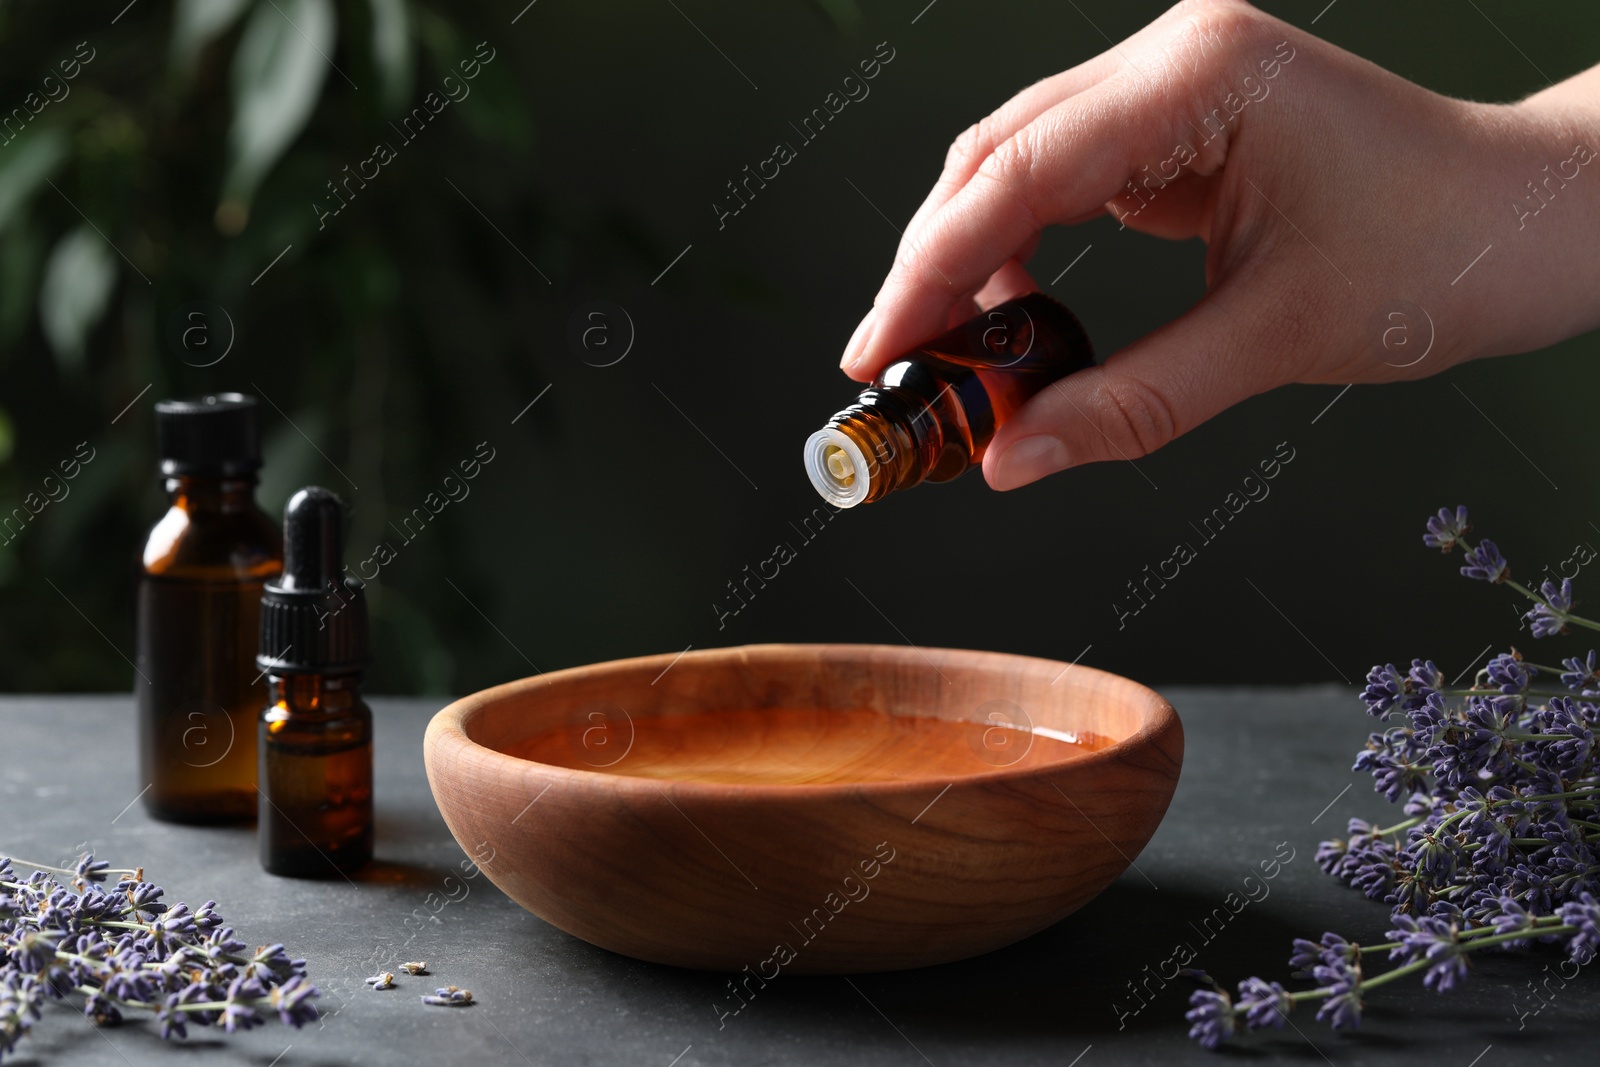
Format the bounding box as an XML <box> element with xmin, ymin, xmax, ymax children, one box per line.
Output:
<box><xmin>165</xmin><ymin>473</ymin><xmax>261</xmax><ymax>513</ymax></box>
<box><xmin>808</xmin><ymin>380</ymin><xmax>949</xmax><ymax>507</ymax></box>
<box><xmin>266</xmin><ymin>672</ymin><xmax>364</xmax><ymax>714</ymax></box>
<box><xmin>828</xmin><ymin>403</ymin><xmax>922</xmax><ymax>504</ymax></box>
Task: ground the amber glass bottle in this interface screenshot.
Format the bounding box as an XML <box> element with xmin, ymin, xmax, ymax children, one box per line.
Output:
<box><xmin>138</xmin><ymin>394</ymin><xmax>282</xmax><ymax>823</ymax></box>
<box><xmin>257</xmin><ymin>487</ymin><xmax>373</xmax><ymax>878</ymax></box>
<box><xmin>804</xmin><ymin>292</ymin><xmax>1095</xmax><ymax>507</ymax></box>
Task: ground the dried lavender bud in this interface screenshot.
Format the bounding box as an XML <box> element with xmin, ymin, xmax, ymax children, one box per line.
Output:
<box><xmin>399</xmin><ymin>961</ymin><xmax>428</xmax><ymax>975</ymax></box>
<box><xmin>365</xmin><ymin>973</ymin><xmax>395</xmax><ymax>990</ymax></box>
<box><xmin>1234</xmin><ymin>978</ymin><xmax>1288</xmax><ymax>1030</ymax></box>
<box><xmin>1460</xmin><ymin>539</ymin><xmax>1509</xmax><ymax>583</ymax></box>
<box><xmin>1422</xmin><ymin>506</ymin><xmax>1469</xmax><ymax>551</ymax></box>
<box><xmin>1184</xmin><ymin>990</ymin><xmax>1233</xmax><ymax>1049</ymax></box>
<box><xmin>421</xmin><ymin>985</ymin><xmax>473</xmax><ymax>1006</ymax></box>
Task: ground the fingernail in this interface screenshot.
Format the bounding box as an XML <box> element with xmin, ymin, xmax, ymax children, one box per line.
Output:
<box><xmin>840</xmin><ymin>308</ymin><xmax>878</xmax><ymax>374</ymax></box>
<box><xmin>991</xmin><ymin>436</ymin><xmax>1069</xmax><ymax>491</ymax></box>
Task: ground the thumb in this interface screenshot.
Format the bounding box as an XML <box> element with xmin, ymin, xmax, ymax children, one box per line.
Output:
<box><xmin>982</xmin><ymin>279</ymin><xmax>1289</xmax><ymax>490</ymax></box>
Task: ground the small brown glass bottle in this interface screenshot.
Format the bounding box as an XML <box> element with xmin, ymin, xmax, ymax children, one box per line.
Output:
<box><xmin>257</xmin><ymin>487</ymin><xmax>373</xmax><ymax>878</ymax></box>
<box><xmin>805</xmin><ymin>292</ymin><xmax>1096</xmax><ymax>506</ymax></box>
<box><xmin>138</xmin><ymin>394</ymin><xmax>283</xmax><ymax>823</ymax></box>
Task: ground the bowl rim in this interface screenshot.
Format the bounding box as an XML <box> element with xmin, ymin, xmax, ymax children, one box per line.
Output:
<box><xmin>424</xmin><ymin>642</ymin><xmax>1178</xmax><ymax>800</ymax></box>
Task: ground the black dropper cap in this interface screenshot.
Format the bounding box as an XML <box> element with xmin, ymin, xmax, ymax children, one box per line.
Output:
<box><xmin>155</xmin><ymin>393</ymin><xmax>262</xmax><ymax>477</ymax></box>
<box><xmin>257</xmin><ymin>487</ymin><xmax>368</xmax><ymax>676</ymax></box>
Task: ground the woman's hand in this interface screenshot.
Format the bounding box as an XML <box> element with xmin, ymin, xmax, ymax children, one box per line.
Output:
<box><xmin>838</xmin><ymin>0</ymin><xmax>1600</xmax><ymax>490</ymax></box>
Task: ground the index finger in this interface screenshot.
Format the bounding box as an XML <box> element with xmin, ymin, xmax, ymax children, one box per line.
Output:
<box><xmin>896</xmin><ymin>51</ymin><xmax>1122</xmax><ymax>251</ymax></box>
<box><xmin>847</xmin><ymin>75</ymin><xmax>1183</xmax><ymax>380</ymax></box>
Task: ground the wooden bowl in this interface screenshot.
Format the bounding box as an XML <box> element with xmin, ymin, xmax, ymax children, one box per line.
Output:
<box><xmin>423</xmin><ymin>644</ymin><xmax>1181</xmax><ymax>973</ymax></box>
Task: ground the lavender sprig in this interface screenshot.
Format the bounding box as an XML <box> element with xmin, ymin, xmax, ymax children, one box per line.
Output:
<box><xmin>1191</xmin><ymin>508</ymin><xmax>1600</xmax><ymax>1048</ymax></box>
<box><xmin>0</xmin><ymin>853</ymin><xmax>319</xmax><ymax>1060</ymax></box>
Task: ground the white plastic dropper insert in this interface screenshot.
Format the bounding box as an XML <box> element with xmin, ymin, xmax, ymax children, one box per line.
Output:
<box><xmin>803</xmin><ymin>428</ymin><xmax>871</xmax><ymax>508</ymax></box>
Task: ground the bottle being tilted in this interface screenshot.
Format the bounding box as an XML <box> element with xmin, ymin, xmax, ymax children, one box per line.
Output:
<box><xmin>804</xmin><ymin>292</ymin><xmax>1096</xmax><ymax>507</ymax></box>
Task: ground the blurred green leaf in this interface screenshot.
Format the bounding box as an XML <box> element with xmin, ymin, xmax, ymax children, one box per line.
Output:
<box><xmin>169</xmin><ymin>0</ymin><xmax>254</xmax><ymax>90</ymax></box>
<box><xmin>414</xmin><ymin>7</ymin><xmax>532</xmax><ymax>151</ymax></box>
<box><xmin>0</xmin><ymin>406</ymin><xmax>13</xmax><ymax>466</ymax></box>
<box><xmin>368</xmin><ymin>0</ymin><xmax>413</xmax><ymax>115</ymax></box>
<box><xmin>38</xmin><ymin>225</ymin><xmax>116</xmax><ymax>371</ymax></box>
<box><xmin>219</xmin><ymin>0</ymin><xmax>335</xmax><ymax>229</ymax></box>
<box><xmin>0</xmin><ymin>127</ymin><xmax>67</xmax><ymax>236</ymax></box>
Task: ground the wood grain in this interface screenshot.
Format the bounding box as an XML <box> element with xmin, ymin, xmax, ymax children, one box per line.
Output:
<box><xmin>423</xmin><ymin>643</ymin><xmax>1183</xmax><ymax>974</ymax></box>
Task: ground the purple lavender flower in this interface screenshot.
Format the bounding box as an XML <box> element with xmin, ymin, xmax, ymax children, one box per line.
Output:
<box><xmin>1538</xmin><ymin>698</ymin><xmax>1594</xmax><ymax>771</ymax></box>
<box><xmin>1487</xmin><ymin>895</ymin><xmax>1536</xmax><ymax>944</ymax></box>
<box><xmin>72</xmin><ymin>853</ymin><xmax>110</xmax><ymax>885</ymax></box>
<box><xmin>1560</xmin><ymin>651</ymin><xmax>1599</xmax><ymax>692</ymax></box>
<box><xmin>1363</xmin><ymin>664</ymin><xmax>1406</xmax><ymax>718</ymax></box>
<box><xmin>1455</xmin><ymin>696</ymin><xmax>1516</xmax><ymax>776</ymax></box>
<box><xmin>1427</xmin><ymin>899</ymin><xmax>1464</xmax><ymax>924</ymax></box>
<box><xmin>1388</xmin><ymin>915</ymin><xmax>1468</xmax><ymax>991</ymax></box>
<box><xmin>1460</xmin><ymin>540</ymin><xmax>1509</xmax><ymax>583</ymax></box>
<box><xmin>1506</xmin><ymin>863</ymin><xmax>1556</xmax><ymax>914</ymax></box>
<box><xmin>1456</xmin><ymin>787</ymin><xmax>1512</xmax><ymax>862</ymax></box>
<box><xmin>0</xmin><ymin>853</ymin><xmax>318</xmax><ymax>1057</ymax></box>
<box><xmin>218</xmin><ymin>975</ymin><xmax>264</xmax><ymax>1033</ymax></box>
<box><xmin>1321</xmin><ymin>821</ymin><xmax>1404</xmax><ymax>900</ymax></box>
<box><xmin>1311</xmin><ymin>955</ymin><xmax>1363</xmax><ymax>1029</ymax></box>
<box><xmin>1314</xmin><ymin>837</ymin><xmax>1349</xmax><ymax>878</ymax></box>
<box><xmin>1311</xmin><ymin>933</ymin><xmax>1355</xmax><ymax>966</ymax></box>
<box><xmin>1407</xmin><ymin>691</ymin><xmax>1448</xmax><ymax>746</ymax></box>
<box><xmin>4</xmin><ymin>929</ymin><xmax>63</xmax><ymax>973</ymax></box>
<box><xmin>1288</xmin><ymin>938</ymin><xmax>1323</xmax><ymax>975</ymax></box>
<box><xmin>119</xmin><ymin>880</ymin><xmax>166</xmax><ymax>914</ymax></box>
<box><xmin>156</xmin><ymin>902</ymin><xmax>197</xmax><ymax>938</ymax></box>
<box><xmin>1</xmin><ymin>973</ymin><xmax>45</xmax><ymax>1059</ymax></box>
<box><xmin>1424</xmin><ymin>506</ymin><xmax>1470</xmax><ymax>551</ymax></box>
<box><xmin>1559</xmin><ymin>892</ymin><xmax>1600</xmax><ymax>966</ymax></box>
<box><xmin>1429</xmin><ymin>740</ymin><xmax>1472</xmax><ymax>791</ymax></box>
<box><xmin>1183</xmin><ymin>508</ymin><xmax>1600</xmax><ymax>1048</ymax></box>
<box><xmin>1355</xmin><ymin>732</ymin><xmax>1428</xmax><ymax>803</ymax></box>
<box><xmin>1185</xmin><ymin>989</ymin><xmax>1235</xmax><ymax>1049</ymax></box>
<box><xmin>1526</xmin><ymin>579</ymin><xmax>1574</xmax><ymax>638</ymax></box>
<box><xmin>192</xmin><ymin>901</ymin><xmax>223</xmax><ymax>932</ymax></box>
<box><xmin>1348</xmin><ymin>839</ymin><xmax>1398</xmax><ymax>901</ymax></box>
<box><xmin>1485</xmin><ymin>653</ymin><xmax>1534</xmax><ymax>694</ymax></box>
<box><xmin>245</xmin><ymin>944</ymin><xmax>300</xmax><ymax>984</ymax></box>
<box><xmin>1288</xmin><ymin>933</ymin><xmax>1360</xmax><ymax>979</ymax></box>
<box><xmin>82</xmin><ymin>989</ymin><xmax>122</xmax><ymax>1026</ymax></box>
<box><xmin>155</xmin><ymin>994</ymin><xmax>189</xmax><ymax>1041</ymax></box>
<box><xmin>1410</xmin><ymin>829</ymin><xmax>1460</xmax><ymax>884</ymax></box>
<box><xmin>201</xmin><ymin>927</ymin><xmax>248</xmax><ymax>965</ymax></box>
<box><xmin>1235</xmin><ymin>978</ymin><xmax>1289</xmax><ymax>1030</ymax></box>
<box><xmin>101</xmin><ymin>956</ymin><xmax>155</xmax><ymax>1004</ymax></box>
<box><xmin>270</xmin><ymin>975</ymin><xmax>320</xmax><ymax>1027</ymax></box>
<box><xmin>1408</xmin><ymin>658</ymin><xmax>1443</xmax><ymax>693</ymax></box>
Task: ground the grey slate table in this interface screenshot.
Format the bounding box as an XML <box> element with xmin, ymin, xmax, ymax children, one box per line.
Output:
<box><xmin>3</xmin><ymin>690</ymin><xmax>1595</xmax><ymax>1066</ymax></box>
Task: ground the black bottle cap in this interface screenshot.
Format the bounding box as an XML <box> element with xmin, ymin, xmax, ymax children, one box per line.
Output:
<box><xmin>155</xmin><ymin>393</ymin><xmax>262</xmax><ymax>477</ymax></box>
<box><xmin>257</xmin><ymin>487</ymin><xmax>368</xmax><ymax>676</ymax></box>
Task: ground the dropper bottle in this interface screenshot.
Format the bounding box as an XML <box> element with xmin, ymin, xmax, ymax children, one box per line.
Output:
<box><xmin>804</xmin><ymin>292</ymin><xmax>1095</xmax><ymax>506</ymax></box>
<box><xmin>256</xmin><ymin>487</ymin><xmax>373</xmax><ymax>878</ymax></box>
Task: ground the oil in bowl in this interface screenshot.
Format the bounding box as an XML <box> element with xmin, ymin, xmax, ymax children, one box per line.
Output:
<box><xmin>509</xmin><ymin>707</ymin><xmax>1110</xmax><ymax>785</ymax></box>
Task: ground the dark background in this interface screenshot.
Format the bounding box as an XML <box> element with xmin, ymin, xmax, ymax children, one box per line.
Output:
<box><xmin>2</xmin><ymin>0</ymin><xmax>1597</xmax><ymax>696</ymax></box>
